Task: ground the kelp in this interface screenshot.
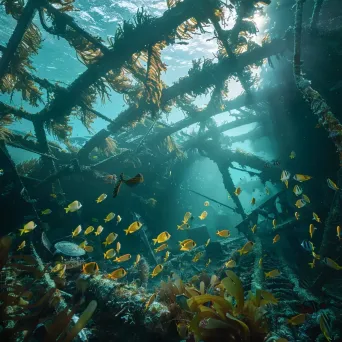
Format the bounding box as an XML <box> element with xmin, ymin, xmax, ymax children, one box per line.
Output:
<box><xmin>16</xmin><ymin>158</ymin><xmax>40</xmax><ymax>176</ymax></box>
<box><xmin>0</xmin><ymin>114</ymin><xmax>14</xmax><ymax>142</ymax></box>
<box><xmin>221</xmin><ymin>270</ymin><xmax>244</xmax><ymax>314</ymax></box>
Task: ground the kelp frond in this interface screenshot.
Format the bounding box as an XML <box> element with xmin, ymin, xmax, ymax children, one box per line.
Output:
<box><xmin>0</xmin><ymin>115</ymin><xmax>14</xmax><ymax>142</ymax></box>
<box><xmin>44</xmin><ymin>116</ymin><xmax>73</xmax><ymax>142</ymax></box>
<box><xmin>98</xmin><ymin>137</ymin><xmax>118</xmax><ymax>157</ymax></box>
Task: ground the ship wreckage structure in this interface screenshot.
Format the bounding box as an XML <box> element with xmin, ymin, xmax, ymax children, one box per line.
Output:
<box><xmin>0</xmin><ymin>0</ymin><xmax>342</xmax><ymax>341</ymax></box>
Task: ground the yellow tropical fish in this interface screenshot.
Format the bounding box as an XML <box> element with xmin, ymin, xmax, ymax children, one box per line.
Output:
<box><xmin>134</xmin><ymin>254</ymin><xmax>141</xmax><ymax>267</ymax></box>
<box><xmin>289</xmin><ymin>151</ymin><xmax>296</xmax><ymax>159</ymax></box>
<box><xmin>280</xmin><ymin>170</ymin><xmax>290</xmax><ymax>188</ymax></box>
<box><xmin>272</xmin><ymin>219</ymin><xmax>277</xmax><ymax>229</ymax></box>
<box><xmin>116</xmin><ymin>241</ymin><xmax>121</xmax><ymax>254</ymax></box>
<box><xmin>206</xmin><ymin>259</ymin><xmax>211</xmax><ymax>267</ymax></box>
<box><xmin>151</xmin><ymin>264</ymin><xmax>163</xmax><ymax>278</ymax></box>
<box><xmin>177</xmin><ymin>222</ymin><xmax>189</xmax><ymax>230</ymax></box>
<box><xmin>308</xmin><ymin>259</ymin><xmax>315</xmax><ymax>268</ymax></box>
<box><xmin>106</xmin><ymin>268</ymin><xmax>127</xmax><ymax>280</ymax></box>
<box><xmin>225</xmin><ymin>259</ymin><xmax>236</xmax><ymax>268</ymax></box>
<box><xmin>238</xmin><ymin>241</ymin><xmax>254</xmax><ymax>255</ymax></box>
<box><xmin>104</xmin><ymin>249</ymin><xmax>116</xmax><ymax>259</ymax></box>
<box><xmin>85</xmin><ymin>226</ymin><xmax>94</xmax><ymax>235</ymax></box>
<box><xmin>19</xmin><ymin>221</ymin><xmax>37</xmax><ymax>236</ymax></box>
<box><xmin>179</xmin><ymin>239</ymin><xmax>193</xmax><ymax>246</ymax></box>
<box><xmin>251</xmin><ymin>197</ymin><xmax>256</xmax><ymax>205</ymax></box>
<box><xmin>293</xmin><ymin>174</ymin><xmax>312</xmax><ymax>182</ymax></box>
<box><xmin>337</xmin><ymin>225</ymin><xmax>341</xmax><ymax>241</ymax></box>
<box><xmin>95</xmin><ymin>225</ymin><xmax>104</xmax><ymax>236</ymax></box>
<box><xmin>180</xmin><ymin>240</ymin><xmax>196</xmax><ymax>251</ymax></box>
<box><xmin>295</xmin><ymin>199</ymin><xmax>306</xmax><ymax>208</ymax></box>
<box><xmin>51</xmin><ymin>263</ymin><xmax>65</xmax><ymax>273</ymax></box>
<box><xmin>204</xmin><ymin>201</ymin><xmax>210</xmax><ymax>206</ymax></box>
<box><xmin>198</xmin><ymin>211</ymin><xmax>208</xmax><ymax>220</ymax></box>
<box><xmin>327</xmin><ymin>178</ymin><xmax>339</xmax><ymax>191</ymax></box>
<box><xmin>216</xmin><ymin>230</ymin><xmax>230</xmax><ymax>237</ymax></box>
<box><xmin>164</xmin><ymin>251</ymin><xmax>170</xmax><ymax>262</ymax></box>
<box><xmin>79</xmin><ymin>241</ymin><xmax>87</xmax><ymax>249</ymax></box>
<box><xmin>192</xmin><ymin>252</ymin><xmax>203</xmax><ymax>262</ymax></box>
<box><xmin>145</xmin><ymin>293</ymin><xmax>156</xmax><ymax>311</ymax></box>
<box><xmin>205</xmin><ymin>238</ymin><xmax>210</xmax><ymax>247</ymax></box>
<box><xmin>116</xmin><ymin>215</ymin><xmax>122</xmax><ymax>225</ymax></box>
<box><xmin>124</xmin><ymin>221</ymin><xmax>142</xmax><ymax>235</ymax></box>
<box><xmin>58</xmin><ymin>264</ymin><xmax>66</xmax><ymax>278</ymax></box>
<box><xmin>64</xmin><ymin>200</ymin><xmax>82</xmax><ymax>213</ymax></box>
<box><xmin>154</xmin><ymin>243</ymin><xmax>168</xmax><ymax>253</ymax></box>
<box><xmin>72</xmin><ymin>225</ymin><xmax>82</xmax><ymax>237</ymax></box>
<box><xmin>319</xmin><ymin>311</ymin><xmax>332</xmax><ymax>342</ymax></box>
<box><xmin>153</xmin><ymin>231</ymin><xmax>171</xmax><ymax>244</ymax></box>
<box><xmin>176</xmin><ymin>322</ymin><xmax>189</xmax><ymax>339</ymax></box>
<box><xmin>273</xmin><ymin>234</ymin><xmax>280</xmax><ymax>243</ymax></box>
<box><xmin>183</xmin><ymin>212</ymin><xmax>192</xmax><ymax>224</ymax></box>
<box><xmin>322</xmin><ymin>257</ymin><xmax>342</xmax><ymax>270</ymax></box>
<box><xmin>83</xmin><ymin>245</ymin><xmax>93</xmax><ymax>253</ymax></box>
<box><xmin>309</xmin><ymin>224</ymin><xmax>317</xmax><ymax>239</ymax></box>
<box><xmin>113</xmin><ymin>254</ymin><xmax>131</xmax><ymax>263</ymax></box>
<box><xmin>265</xmin><ymin>269</ymin><xmax>280</xmax><ymax>278</ymax></box>
<box><xmin>50</xmin><ymin>193</ymin><xmax>57</xmax><ymax>198</ymax></box>
<box><xmin>312</xmin><ymin>212</ymin><xmax>321</xmax><ymax>223</ymax></box>
<box><xmin>251</xmin><ymin>224</ymin><xmax>257</xmax><ymax>234</ymax></box>
<box><xmin>312</xmin><ymin>251</ymin><xmax>321</xmax><ymax>260</ymax></box>
<box><xmin>17</xmin><ymin>241</ymin><xmax>26</xmax><ymax>251</ymax></box>
<box><xmin>234</xmin><ymin>187</ymin><xmax>242</xmax><ymax>196</ymax></box>
<box><xmin>295</xmin><ymin>212</ymin><xmax>300</xmax><ymax>220</ymax></box>
<box><xmin>41</xmin><ymin>209</ymin><xmax>52</xmax><ymax>215</ymax></box>
<box><xmin>302</xmin><ymin>194</ymin><xmax>310</xmax><ymax>203</ymax></box>
<box><xmin>287</xmin><ymin>313</ymin><xmax>306</xmax><ymax>326</ymax></box>
<box><xmin>96</xmin><ymin>193</ymin><xmax>107</xmax><ymax>203</ymax></box>
<box><xmin>102</xmin><ymin>232</ymin><xmax>118</xmax><ymax>247</ymax></box>
<box><xmin>104</xmin><ymin>212</ymin><xmax>115</xmax><ymax>223</ymax></box>
<box><xmin>82</xmin><ymin>262</ymin><xmax>99</xmax><ymax>275</ymax></box>
<box><xmin>293</xmin><ymin>185</ymin><xmax>303</xmax><ymax>196</ymax></box>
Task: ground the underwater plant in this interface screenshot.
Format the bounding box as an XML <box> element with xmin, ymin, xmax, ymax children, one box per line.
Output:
<box><xmin>16</xmin><ymin>158</ymin><xmax>41</xmax><ymax>176</ymax></box>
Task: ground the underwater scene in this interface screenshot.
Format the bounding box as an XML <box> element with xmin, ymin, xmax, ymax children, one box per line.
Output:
<box><xmin>0</xmin><ymin>0</ymin><xmax>342</xmax><ymax>341</ymax></box>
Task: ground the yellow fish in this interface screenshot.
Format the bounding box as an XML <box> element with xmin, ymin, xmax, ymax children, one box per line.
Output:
<box><xmin>134</xmin><ymin>254</ymin><xmax>141</xmax><ymax>266</ymax></box>
<box><xmin>225</xmin><ymin>259</ymin><xmax>236</xmax><ymax>268</ymax></box>
<box><xmin>293</xmin><ymin>174</ymin><xmax>312</xmax><ymax>182</ymax></box>
<box><xmin>96</xmin><ymin>193</ymin><xmax>107</xmax><ymax>203</ymax></box>
<box><xmin>273</xmin><ymin>234</ymin><xmax>280</xmax><ymax>243</ymax></box>
<box><xmin>312</xmin><ymin>212</ymin><xmax>321</xmax><ymax>223</ymax></box>
<box><xmin>151</xmin><ymin>264</ymin><xmax>163</xmax><ymax>278</ymax></box>
<box><xmin>180</xmin><ymin>240</ymin><xmax>196</xmax><ymax>251</ymax></box>
<box><xmin>19</xmin><ymin>221</ymin><xmax>37</xmax><ymax>236</ymax></box>
<box><xmin>183</xmin><ymin>212</ymin><xmax>192</xmax><ymax>224</ymax></box>
<box><xmin>124</xmin><ymin>221</ymin><xmax>142</xmax><ymax>235</ymax></box>
<box><xmin>265</xmin><ymin>269</ymin><xmax>281</xmax><ymax>278</ymax></box>
<box><xmin>265</xmin><ymin>187</ymin><xmax>270</xmax><ymax>195</ymax></box>
<box><xmin>309</xmin><ymin>224</ymin><xmax>317</xmax><ymax>239</ymax></box>
<box><xmin>205</xmin><ymin>238</ymin><xmax>210</xmax><ymax>247</ymax></box>
<box><xmin>72</xmin><ymin>225</ymin><xmax>82</xmax><ymax>237</ymax></box>
<box><xmin>51</xmin><ymin>263</ymin><xmax>65</xmax><ymax>273</ymax></box>
<box><xmin>198</xmin><ymin>211</ymin><xmax>208</xmax><ymax>220</ymax></box>
<box><xmin>104</xmin><ymin>249</ymin><xmax>116</xmax><ymax>259</ymax></box>
<box><xmin>308</xmin><ymin>259</ymin><xmax>315</xmax><ymax>268</ymax></box>
<box><xmin>116</xmin><ymin>215</ymin><xmax>122</xmax><ymax>225</ymax></box>
<box><xmin>293</xmin><ymin>185</ymin><xmax>303</xmax><ymax>196</ymax></box>
<box><xmin>64</xmin><ymin>200</ymin><xmax>82</xmax><ymax>213</ymax></box>
<box><xmin>102</xmin><ymin>232</ymin><xmax>118</xmax><ymax>247</ymax></box>
<box><xmin>216</xmin><ymin>230</ymin><xmax>230</xmax><ymax>237</ymax></box>
<box><xmin>82</xmin><ymin>262</ymin><xmax>99</xmax><ymax>275</ymax></box>
<box><xmin>302</xmin><ymin>194</ymin><xmax>310</xmax><ymax>203</ymax></box>
<box><xmin>234</xmin><ymin>187</ymin><xmax>242</xmax><ymax>196</ymax></box>
<box><xmin>322</xmin><ymin>257</ymin><xmax>342</xmax><ymax>270</ymax></box>
<box><xmin>206</xmin><ymin>259</ymin><xmax>211</xmax><ymax>267</ymax></box>
<box><xmin>289</xmin><ymin>151</ymin><xmax>296</xmax><ymax>159</ymax></box>
<box><xmin>259</xmin><ymin>258</ymin><xmax>263</xmax><ymax>268</ymax></box>
<box><xmin>295</xmin><ymin>199</ymin><xmax>306</xmax><ymax>208</ymax></box>
<box><xmin>114</xmin><ymin>254</ymin><xmax>131</xmax><ymax>263</ymax></box>
<box><xmin>41</xmin><ymin>209</ymin><xmax>52</xmax><ymax>215</ymax></box>
<box><xmin>17</xmin><ymin>241</ymin><xmax>26</xmax><ymax>251</ymax></box>
<box><xmin>179</xmin><ymin>239</ymin><xmax>193</xmax><ymax>246</ymax></box>
<box><xmin>79</xmin><ymin>241</ymin><xmax>87</xmax><ymax>249</ymax></box>
<box><xmin>104</xmin><ymin>212</ymin><xmax>115</xmax><ymax>223</ymax></box>
<box><xmin>145</xmin><ymin>293</ymin><xmax>156</xmax><ymax>311</ymax></box>
<box><xmin>251</xmin><ymin>197</ymin><xmax>256</xmax><ymax>205</ymax></box>
<box><xmin>251</xmin><ymin>224</ymin><xmax>257</xmax><ymax>234</ymax></box>
<box><xmin>83</xmin><ymin>245</ymin><xmax>93</xmax><ymax>253</ymax></box>
<box><xmin>280</xmin><ymin>170</ymin><xmax>290</xmax><ymax>188</ymax></box>
<box><xmin>192</xmin><ymin>252</ymin><xmax>203</xmax><ymax>262</ymax></box>
<box><xmin>272</xmin><ymin>219</ymin><xmax>277</xmax><ymax>229</ymax></box>
<box><xmin>327</xmin><ymin>178</ymin><xmax>339</xmax><ymax>191</ymax></box>
<box><xmin>177</xmin><ymin>222</ymin><xmax>189</xmax><ymax>230</ymax></box>
<box><xmin>337</xmin><ymin>225</ymin><xmax>341</xmax><ymax>241</ymax></box>
<box><xmin>312</xmin><ymin>251</ymin><xmax>321</xmax><ymax>260</ymax></box>
<box><xmin>116</xmin><ymin>241</ymin><xmax>121</xmax><ymax>254</ymax></box>
<box><xmin>238</xmin><ymin>241</ymin><xmax>254</xmax><ymax>255</ymax></box>
<box><xmin>50</xmin><ymin>193</ymin><xmax>57</xmax><ymax>198</ymax></box>
<box><xmin>154</xmin><ymin>243</ymin><xmax>168</xmax><ymax>253</ymax></box>
<box><xmin>95</xmin><ymin>225</ymin><xmax>104</xmax><ymax>236</ymax></box>
<box><xmin>153</xmin><ymin>231</ymin><xmax>171</xmax><ymax>244</ymax></box>
<box><xmin>204</xmin><ymin>201</ymin><xmax>210</xmax><ymax>206</ymax></box>
<box><xmin>287</xmin><ymin>313</ymin><xmax>306</xmax><ymax>326</ymax></box>
<box><xmin>164</xmin><ymin>251</ymin><xmax>170</xmax><ymax>262</ymax></box>
<box><xmin>58</xmin><ymin>264</ymin><xmax>66</xmax><ymax>278</ymax></box>
<box><xmin>84</xmin><ymin>226</ymin><xmax>94</xmax><ymax>235</ymax></box>
<box><xmin>295</xmin><ymin>212</ymin><xmax>300</xmax><ymax>220</ymax></box>
<box><xmin>106</xmin><ymin>268</ymin><xmax>127</xmax><ymax>280</ymax></box>
<box><xmin>319</xmin><ymin>312</ymin><xmax>332</xmax><ymax>342</ymax></box>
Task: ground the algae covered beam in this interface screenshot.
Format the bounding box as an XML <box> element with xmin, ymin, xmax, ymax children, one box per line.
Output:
<box><xmin>0</xmin><ymin>0</ymin><xmax>38</xmax><ymax>79</ymax></box>
<box><xmin>0</xmin><ymin>102</ymin><xmax>35</xmax><ymax>121</ymax></box>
